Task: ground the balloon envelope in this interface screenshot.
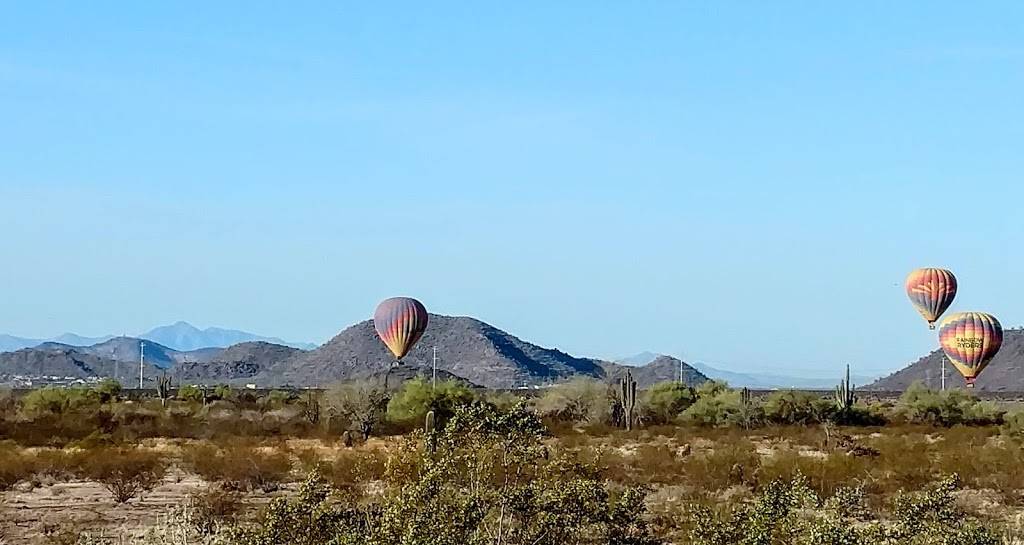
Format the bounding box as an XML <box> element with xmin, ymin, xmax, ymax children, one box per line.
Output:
<box><xmin>373</xmin><ymin>297</ymin><xmax>429</xmax><ymax>360</ymax></box>
<box><xmin>938</xmin><ymin>312</ymin><xmax>1002</xmax><ymax>387</ymax></box>
<box><xmin>905</xmin><ymin>268</ymin><xmax>957</xmax><ymax>329</ymax></box>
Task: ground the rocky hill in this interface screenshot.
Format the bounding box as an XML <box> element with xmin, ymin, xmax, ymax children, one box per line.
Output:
<box><xmin>867</xmin><ymin>329</ymin><xmax>1024</xmax><ymax>391</ymax></box>
<box><xmin>0</xmin><ymin>314</ymin><xmax>713</xmax><ymax>389</ymax></box>
<box><xmin>0</xmin><ymin>344</ymin><xmax>165</xmax><ymax>384</ymax></box>
<box><xmin>172</xmin><ymin>342</ymin><xmax>304</xmax><ymax>383</ymax></box>
<box><xmin>257</xmin><ymin>315</ymin><xmax>610</xmax><ymax>389</ymax></box>
<box><xmin>603</xmin><ymin>355</ymin><xmax>708</xmax><ymax>388</ymax></box>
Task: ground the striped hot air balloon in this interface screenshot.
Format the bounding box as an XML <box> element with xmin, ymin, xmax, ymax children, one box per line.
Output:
<box><xmin>905</xmin><ymin>268</ymin><xmax>957</xmax><ymax>329</ymax></box>
<box><xmin>938</xmin><ymin>312</ymin><xmax>1002</xmax><ymax>388</ymax></box>
<box><xmin>373</xmin><ymin>297</ymin><xmax>429</xmax><ymax>361</ymax></box>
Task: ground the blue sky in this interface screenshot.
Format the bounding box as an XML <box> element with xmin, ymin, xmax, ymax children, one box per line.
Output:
<box><xmin>2</xmin><ymin>3</ymin><xmax>1022</xmax><ymax>376</ymax></box>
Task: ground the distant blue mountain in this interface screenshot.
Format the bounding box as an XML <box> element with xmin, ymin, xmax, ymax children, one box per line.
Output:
<box><xmin>0</xmin><ymin>334</ymin><xmax>43</xmax><ymax>352</ymax></box>
<box><xmin>617</xmin><ymin>352</ymin><xmax>879</xmax><ymax>389</ymax></box>
<box><xmin>0</xmin><ymin>322</ymin><xmax>317</xmax><ymax>354</ymax></box>
<box><xmin>140</xmin><ymin>321</ymin><xmax>317</xmax><ymax>351</ymax></box>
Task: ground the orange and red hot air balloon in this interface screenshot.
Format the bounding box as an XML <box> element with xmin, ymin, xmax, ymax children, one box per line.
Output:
<box><xmin>938</xmin><ymin>312</ymin><xmax>1002</xmax><ymax>388</ymax></box>
<box><xmin>905</xmin><ymin>268</ymin><xmax>957</xmax><ymax>329</ymax></box>
<box><xmin>373</xmin><ymin>297</ymin><xmax>429</xmax><ymax>361</ymax></box>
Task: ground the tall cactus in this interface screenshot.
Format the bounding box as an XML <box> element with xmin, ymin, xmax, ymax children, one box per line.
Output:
<box><xmin>740</xmin><ymin>387</ymin><xmax>752</xmax><ymax>406</ymax></box>
<box><xmin>424</xmin><ymin>410</ymin><xmax>436</xmax><ymax>434</ymax></box>
<box><xmin>303</xmin><ymin>390</ymin><xmax>321</xmax><ymax>425</ymax></box>
<box><xmin>618</xmin><ymin>370</ymin><xmax>638</xmax><ymax>431</ymax></box>
<box><xmin>156</xmin><ymin>373</ymin><xmax>172</xmax><ymax>407</ymax></box>
<box><xmin>834</xmin><ymin>364</ymin><xmax>856</xmax><ymax>415</ymax></box>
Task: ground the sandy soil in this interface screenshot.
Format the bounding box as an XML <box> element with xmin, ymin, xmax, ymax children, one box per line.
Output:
<box><xmin>0</xmin><ymin>470</ymin><xmax>294</xmax><ymax>544</ymax></box>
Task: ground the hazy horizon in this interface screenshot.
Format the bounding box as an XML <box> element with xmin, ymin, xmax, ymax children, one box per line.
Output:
<box><xmin>3</xmin><ymin>4</ymin><xmax>1023</xmax><ymax>376</ymax></box>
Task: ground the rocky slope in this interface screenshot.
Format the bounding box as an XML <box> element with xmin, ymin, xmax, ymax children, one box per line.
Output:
<box><xmin>867</xmin><ymin>329</ymin><xmax>1024</xmax><ymax>391</ymax></box>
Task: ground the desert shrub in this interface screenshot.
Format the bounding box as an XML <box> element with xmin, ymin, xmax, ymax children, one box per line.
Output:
<box><xmin>1001</xmin><ymin>409</ymin><xmax>1024</xmax><ymax>441</ymax></box>
<box><xmin>212</xmin><ymin>384</ymin><xmax>234</xmax><ymax>401</ymax></box>
<box><xmin>687</xmin><ymin>473</ymin><xmax>817</xmax><ymax>545</ymax></box>
<box><xmin>188</xmin><ymin>485</ymin><xmax>245</xmax><ymax>535</ymax></box>
<box><xmin>681</xmin><ymin>388</ymin><xmax>747</xmax><ymax>427</ymax></box>
<box><xmin>92</xmin><ymin>379</ymin><xmax>122</xmax><ymax>403</ymax></box>
<box><xmin>182</xmin><ymin>441</ymin><xmax>293</xmax><ymax>492</ymax></box>
<box><xmin>641</xmin><ymin>381</ymin><xmax>696</xmax><ymax>425</ymax></box>
<box><xmin>78</xmin><ymin>447</ymin><xmax>167</xmax><ymax>503</ymax></box>
<box><xmin>868</xmin><ymin>432</ymin><xmax>935</xmax><ymax>492</ymax></box>
<box><xmin>0</xmin><ymin>444</ymin><xmax>34</xmax><ymax>490</ymax></box>
<box><xmin>687</xmin><ymin>473</ymin><xmax>999</xmax><ymax>545</ymax></box>
<box><xmin>385</xmin><ymin>376</ymin><xmax>474</xmax><ymax>430</ymax></box>
<box><xmin>763</xmin><ymin>390</ymin><xmax>831</xmax><ymax>425</ymax></box>
<box><xmin>226</xmin><ymin>471</ymin><xmax>363</xmax><ymax>545</ymax></box>
<box><xmin>20</xmin><ymin>387</ymin><xmax>96</xmax><ymax>416</ymax></box>
<box><xmin>481</xmin><ymin>390</ymin><xmax>525</xmax><ymax>411</ymax></box>
<box><xmin>323</xmin><ymin>381</ymin><xmax>389</xmax><ymax>440</ymax></box>
<box><xmin>229</xmin><ymin>401</ymin><xmax>659</xmax><ymax>545</ymax></box>
<box><xmin>832</xmin><ymin>402</ymin><xmax>888</xmax><ymax>426</ymax></box>
<box><xmin>759</xmin><ymin>446</ymin><xmax>873</xmax><ymax>498</ymax></box>
<box><xmin>31</xmin><ymin>448</ymin><xmax>80</xmax><ymax>481</ymax></box>
<box><xmin>259</xmin><ymin>390</ymin><xmax>294</xmax><ymax>412</ymax></box>
<box><xmin>321</xmin><ymin>449</ymin><xmax>387</xmax><ymax>497</ymax></box>
<box><xmin>897</xmin><ymin>382</ymin><xmax>1004</xmax><ymax>426</ymax></box>
<box><xmin>178</xmin><ymin>384</ymin><xmax>205</xmax><ymax>403</ymax></box>
<box><xmin>0</xmin><ymin>387</ymin><xmax>16</xmax><ymax>417</ymax></box>
<box><xmin>681</xmin><ymin>439</ymin><xmax>762</xmax><ymax>490</ymax></box>
<box><xmin>628</xmin><ymin>443</ymin><xmax>690</xmax><ymax>484</ymax></box>
<box><xmin>534</xmin><ymin>377</ymin><xmax>612</xmax><ymax>426</ymax></box>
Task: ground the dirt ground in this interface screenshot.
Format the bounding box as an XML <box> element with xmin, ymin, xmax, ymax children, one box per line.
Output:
<box><xmin>0</xmin><ymin>470</ymin><xmax>292</xmax><ymax>544</ymax></box>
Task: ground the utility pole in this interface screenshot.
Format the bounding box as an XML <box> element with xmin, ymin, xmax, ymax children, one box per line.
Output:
<box><xmin>113</xmin><ymin>339</ymin><xmax>119</xmax><ymax>386</ymax></box>
<box><xmin>941</xmin><ymin>360</ymin><xmax>946</xmax><ymax>391</ymax></box>
<box><xmin>679</xmin><ymin>360</ymin><xmax>684</xmax><ymax>384</ymax></box>
<box><xmin>139</xmin><ymin>341</ymin><xmax>145</xmax><ymax>389</ymax></box>
<box><xmin>432</xmin><ymin>346</ymin><xmax>437</xmax><ymax>390</ymax></box>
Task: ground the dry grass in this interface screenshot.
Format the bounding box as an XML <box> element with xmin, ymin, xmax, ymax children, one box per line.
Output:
<box><xmin>180</xmin><ymin>440</ymin><xmax>294</xmax><ymax>492</ymax></box>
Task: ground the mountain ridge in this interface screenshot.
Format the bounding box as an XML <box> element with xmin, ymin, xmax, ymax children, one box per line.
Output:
<box><xmin>867</xmin><ymin>328</ymin><xmax>1024</xmax><ymax>391</ymax></box>
<box><xmin>0</xmin><ymin>322</ymin><xmax>317</xmax><ymax>353</ymax></box>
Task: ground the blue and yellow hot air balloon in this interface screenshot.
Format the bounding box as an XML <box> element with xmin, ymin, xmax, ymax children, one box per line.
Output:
<box><xmin>905</xmin><ymin>268</ymin><xmax>957</xmax><ymax>329</ymax></box>
<box><xmin>938</xmin><ymin>311</ymin><xmax>1002</xmax><ymax>388</ymax></box>
<box><xmin>373</xmin><ymin>297</ymin><xmax>429</xmax><ymax>361</ymax></box>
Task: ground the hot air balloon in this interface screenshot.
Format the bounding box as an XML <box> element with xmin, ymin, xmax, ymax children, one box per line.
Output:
<box><xmin>938</xmin><ymin>312</ymin><xmax>1002</xmax><ymax>388</ymax></box>
<box><xmin>373</xmin><ymin>297</ymin><xmax>429</xmax><ymax>361</ymax></box>
<box><xmin>905</xmin><ymin>268</ymin><xmax>957</xmax><ymax>329</ymax></box>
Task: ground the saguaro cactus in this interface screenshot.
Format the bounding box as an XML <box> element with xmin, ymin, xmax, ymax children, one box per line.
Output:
<box><xmin>618</xmin><ymin>371</ymin><xmax>638</xmax><ymax>431</ymax></box>
<box><xmin>834</xmin><ymin>364</ymin><xmax>856</xmax><ymax>415</ymax></box>
<box><xmin>740</xmin><ymin>387</ymin><xmax>752</xmax><ymax>406</ymax></box>
<box><xmin>424</xmin><ymin>410</ymin><xmax>436</xmax><ymax>434</ymax></box>
<box><xmin>303</xmin><ymin>390</ymin><xmax>321</xmax><ymax>425</ymax></box>
<box><xmin>156</xmin><ymin>373</ymin><xmax>172</xmax><ymax>407</ymax></box>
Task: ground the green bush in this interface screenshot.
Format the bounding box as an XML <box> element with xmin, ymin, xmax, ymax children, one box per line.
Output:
<box><xmin>641</xmin><ymin>381</ymin><xmax>696</xmax><ymax>425</ymax></box>
<box><xmin>91</xmin><ymin>379</ymin><xmax>122</xmax><ymax>403</ymax></box>
<box><xmin>385</xmin><ymin>376</ymin><xmax>474</xmax><ymax>429</ymax></box>
<box><xmin>178</xmin><ymin>384</ymin><xmax>205</xmax><ymax>403</ymax></box>
<box><xmin>213</xmin><ymin>384</ymin><xmax>234</xmax><ymax>402</ymax></box>
<box><xmin>533</xmin><ymin>377</ymin><xmax>611</xmax><ymax>426</ymax></box>
<box><xmin>763</xmin><ymin>390</ymin><xmax>831</xmax><ymax>425</ymax></box>
<box><xmin>897</xmin><ymin>382</ymin><xmax>1004</xmax><ymax>426</ymax></box>
<box><xmin>20</xmin><ymin>387</ymin><xmax>96</xmax><ymax>416</ymax></box>
<box><xmin>687</xmin><ymin>474</ymin><xmax>1000</xmax><ymax>545</ymax></box>
<box><xmin>681</xmin><ymin>388</ymin><xmax>749</xmax><ymax>427</ymax></box>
